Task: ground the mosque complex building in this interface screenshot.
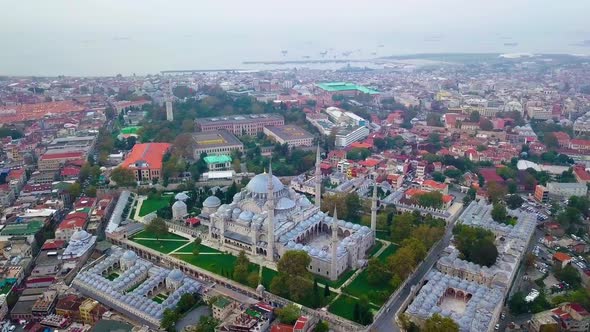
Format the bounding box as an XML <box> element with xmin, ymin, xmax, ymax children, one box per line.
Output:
<box><xmin>202</xmin><ymin>147</ymin><xmax>377</xmax><ymax>281</ymax></box>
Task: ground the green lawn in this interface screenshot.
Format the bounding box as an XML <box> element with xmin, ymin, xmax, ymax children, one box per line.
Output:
<box><xmin>106</xmin><ymin>272</ymin><xmax>120</xmax><ymax>281</ymax></box>
<box><xmin>367</xmin><ymin>241</ymin><xmax>384</xmax><ymax>257</ymax></box>
<box><xmin>173</xmin><ymin>252</ymin><xmax>258</xmax><ymax>279</ymax></box>
<box><xmin>314</xmin><ymin>268</ymin><xmax>357</xmax><ymax>289</ymax></box>
<box><xmin>261</xmin><ymin>267</ymin><xmax>278</xmax><ymax>288</ymax></box>
<box><xmin>377</xmin><ymin>244</ymin><xmax>398</xmax><ymax>263</ymax></box>
<box><xmin>133</xmin><ymin>238</ymin><xmax>189</xmax><ymax>254</ymax></box>
<box><xmin>153</xmin><ymin>293</ymin><xmax>169</xmax><ymax>304</ymax></box>
<box><xmin>131</xmin><ymin>230</ymin><xmax>188</xmax><ymax>241</ymax></box>
<box><xmin>175</xmin><ymin>242</ymin><xmax>223</xmax><ymax>254</ymax></box>
<box><xmin>376</xmin><ymin>230</ymin><xmax>391</xmax><ymax>241</ymax></box>
<box><xmin>343</xmin><ymin>244</ymin><xmax>399</xmax><ymax>305</ymax></box>
<box><xmin>328</xmin><ymin>294</ymin><xmax>379</xmax><ymax>322</ymax></box>
<box><xmin>138</xmin><ymin>196</ymin><xmax>172</xmax><ymax>217</ymax></box>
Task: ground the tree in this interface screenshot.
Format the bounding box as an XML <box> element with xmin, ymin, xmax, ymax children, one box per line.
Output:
<box><xmin>271</xmin><ymin>251</ymin><xmax>313</xmax><ymax>304</ymax></box>
<box><xmin>66</xmin><ymin>182</ymin><xmax>82</xmax><ymax>199</ymax></box>
<box><xmin>84</xmin><ymin>185</ymin><xmax>97</xmax><ymax>197</ymax></box>
<box><xmin>469</xmin><ymin>111</ymin><xmax>480</xmax><ymax>123</ymax></box>
<box><xmin>401</xmin><ymin>238</ymin><xmax>427</xmax><ymax>264</ymax></box>
<box><xmin>487</xmin><ymin>181</ymin><xmax>507</xmax><ymax>203</ymax></box>
<box><xmin>491</xmin><ymin>203</ymin><xmax>508</xmax><ymax>223</ymax></box>
<box><xmin>390</xmin><ymin>212</ymin><xmax>415</xmax><ymax>243</ymax></box>
<box><xmin>509</xmin><ymin>292</ymin><xmax>529</xmax><ymax>315</ymax></box>
<box><xmin>366</xmin><ymin>258</ymin><xmax>391</xmax><ymax>285</ymax></box>
<box><xmin>145</xmin><ymin>217</ymin><xmax>168</xmax><ymax>242</ymax></box>
<box><xmin>423</xmin><ymin>313</ymin><xmax>459</xmax><ymax>332</ymax></box>
<box><xmin>177</xmin><ymin>293</ymin><xmax>197</xmax><ymax>313</ymax></box>
<box><xmin>110</xmin><ymin>167</ymin><xmax>137</xmax><ymax>187</ymax></box>
<box><xmin>276</xmin><ymin>304</ymin><xmax>301</xmax><ymax>325</ymax></box>
<box><xmin>324</xmin><ymin>283</ymin><xmax>330</xmax><ymax>297</ymax></box>
<box><xmin>356</xmin><ymin>295</ymin><xmax>374</xmax><ymax>325</ymax></box>
<box><xmin>161</xmin><ymin>308</ymin><xmax>179</xmax><ymax>331</ymax></box>
<box><xmin>555</xmin><ymin>265</ymin><xmax>581</xmax><ymax>287</ymax></box>
<box><xmin>233</xmin><ymin>250</ymin><xmax>250</xmax><ymax>284</ymax></box>
<box><xmin>544</xmin><ymin>132</ymin><xmax>559</xmax><ymax>149</ymax></box>
<box><xmin>470</xmin><ymin>239</ymin><xmax>499</xmax><ymax>267</ymax></box>
<box><xmin>479</xmin><ymin>119</ymin><xmax>493</xmax><ymax>131</ymax></box>
<box><xmin>431</xmin><ymin>172</ymin><xmax>446</xmax><ymax>183</ymax></box>
<box><xmin>192</xmin><ymin>316</ymin><xmax>219</xmax><ymax>332</ymax></box>
<box><xmin>387</xmin><ymin>246</ymin><xmax>417</xmax><ymax>279</ymax></box>
<box><xmin>192</xmin><ymin>237</ymin><xmax>202</xmax><ymax>256</ymax></box>
<box><xmin>506</xmin><ymin>194</ymin><xmax>524</xmax><ymax>209</ymax></box>
<box><xmin>314</xmin><ymin>321</ymin><xmax>329</xmax><ymax>332</ymax></box>
<box><xmin>417</xmin><ymin>191</ymin><xmax>444</xmax><ymax>209</ymax></box>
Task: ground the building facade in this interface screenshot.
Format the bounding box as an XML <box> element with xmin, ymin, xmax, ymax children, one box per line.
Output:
<box><xmin>195</xmin><ymin>114</ymin><xmax>284</xmax><ymax>136</ymax></box>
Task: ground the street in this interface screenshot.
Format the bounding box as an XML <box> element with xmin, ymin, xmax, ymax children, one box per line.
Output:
<box><xmin>371</xmin><ymin>217</ymin><xmax>457</xmax><ymax>331</ymax></box>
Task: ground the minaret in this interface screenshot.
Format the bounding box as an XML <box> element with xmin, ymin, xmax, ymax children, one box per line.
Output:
<box><xmin>166</xmin><ymin>79</ymin><xmax>174</xmax><ymax>121</ymax></box>
<box><xmin>266</xmin><ymin>162</ymin><xmax>275</xmax><ymax>261</ymax></box>
<box><xmin>330</xmin><ymin>207</ymin><xmax>338</xmax><ymax>280</ymax></box>
<box><xmin>371</xmin><ymin>183</ymin><xmax>378</xmax><ymax>238</ymax></box>
<box><xmin>315</xmin><ymin>144</ymin><xmax>322</xmax><ymax>208</ymax></box>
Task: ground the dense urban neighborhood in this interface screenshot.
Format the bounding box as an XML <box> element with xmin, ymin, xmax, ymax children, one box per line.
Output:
<box><xmin>0</xmin><ymin>53</ymin><xmax>590</xmax><ymax>332</ymax></box>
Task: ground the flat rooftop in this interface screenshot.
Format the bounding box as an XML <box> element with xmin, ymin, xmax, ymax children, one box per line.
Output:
<box><xmin>1</xmin><ymin>221</ymin><xmax>44</xmax><ymax>236</ymax></box>
<box><xmin>315</xmin><ymin>82</ymin><xmax>379</xmax><ymax>95</ymax></box>
<box><xmin>204</xmin><ymin>155</ymin><xmax>232</xmax><ymax>164</ymax></box>
<box><xmin>195</xmin><ymin>113</ymin><xmax>284</xmax><ymax>124</ymax></box>
<box><xmin>192</xmin><ymin>130</ymin><xmax>243</xmax><ymax>148</ymax></box>
<box><xmin>265</xmin><ymin>125</ymin><xmax>314</xmax><ymax>141</ymax></box>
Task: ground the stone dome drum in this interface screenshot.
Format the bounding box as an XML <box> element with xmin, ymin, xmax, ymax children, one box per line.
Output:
<box><xmin>71</xmin><ymin>230</ymin><xmax>91</xmax><ymax>242</ymax></box>
<box><xmin>246</xmin><ymin>173</ymin><xmax>284</xmax><ymax>194</ymax></box>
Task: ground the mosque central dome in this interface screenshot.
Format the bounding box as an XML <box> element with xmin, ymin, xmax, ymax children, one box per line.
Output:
<box><xmin>246</xmin><ymin>173</ymin><xmax>284</xmax><ymax>194</ymax></box>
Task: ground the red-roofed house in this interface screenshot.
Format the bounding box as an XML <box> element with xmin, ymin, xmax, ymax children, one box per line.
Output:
<box><xmin>60</xmin><ymin>166</ymin><xmax>81</xmax><ymax>181</ymax></box>
<box><xmin>421</xmin><ymin>180</ymin><xmax>449</xmax><ymax>194</ymax></box>
<box><xmin>41</xmin><ymin>240</ymin><xmax>66</xmax><ymax>251</ymax></box>
<box><xmin>570</xmin><ymin>139</ymin><xmax>590</xmax><ymax>151</ymax></box>
<box><xmin>479</xmin><ymin>168</ymin><xmax>505</xmax><ymax>185</ymax></box>
<box><xmin>327</xmin><ymin>150</ymin><xmax>347</xmax><ymax>166</ymax></box>
<box><xmin>122</xmin><ymin>143</ymin><xmax>170</xmax><ymax>182</ymax></box>
<box><xmin>7</xmin><ymin>167</ymin><xmax>26</xmax><ymax>192</ymax></box>
<box><xmin>56</xmin><ymin>212</ymin><xmax>89</xmax><ymax>241</ymax></box>
<box><xmin>553</xmin><ymin>252</ymin><xmax>572</xmax><ymax>269</ymax></box>
<box><xmin>551</xmin><ymin>303</ymin><xmax>590</xmax><ymax>331</ymax></box>
<box><xmin>39</xmin><ymin>151</ymin><xmax>85</xmax><ymax>171</ymax></box>
<box><xmin>387</xmin><ymin>174</ymin><xmax>404</xmax><ymax>189</ymax></box>
<box><xmin>552</xmin><ymin>131</ymin><xmax>571</xmax><ymax>148</ymax></box>
<box><xmin>573</xmin><ymin>165</ymin><xmax>590</xmax><ymax>184</ymax></box>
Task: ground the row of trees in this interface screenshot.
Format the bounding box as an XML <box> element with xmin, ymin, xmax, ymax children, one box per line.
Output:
<box><xmin>161</xmin><ymin>293</ymin><xmax>201</xmax><ymax>331</ymax></box>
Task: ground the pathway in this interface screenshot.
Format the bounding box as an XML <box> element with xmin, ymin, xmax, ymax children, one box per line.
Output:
<box><xmin>133</xmin><ymin>196</ymin><xmax>146</xmax><ymax>222</ymax></box>
<box><xmin>132</xmin><ymin>238</ymin><xmax>188</xmax><ymax>242</ymax></box>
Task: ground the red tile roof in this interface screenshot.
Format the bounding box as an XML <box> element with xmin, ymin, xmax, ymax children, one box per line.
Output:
<box><xmin>423</xmin><ymin>180</ymin><xmax>447</xmax><ymax>190</ymax></box>
<box><xmin>0</xmin><ymin>101</ymin><xmax>85</xmax><ymax>124</ymax></box>
<box><xmin>7</xmin><ymin>168</ymin><xmax>25</xmax><ymax>180</ymax></box>
<box><xmin>41</xmin><ymin>240</ymin><xmax>66</xmax><ymax>250</ymax></box>
<box><xmin>41</xmin><ymin>151</ymin><xmax>84</xmax><ymax>161</ymax></box>
<box><xmin>293</xmin><ymin>316</ymin><xmax>308</xmax><ymax>330</ymax></box>
<box><xmin>553</xmin><ymin>252</ymin><xmax>571</xmax><ymax>262</ymax></box>
<box><xmin>122</xmin><ymin>143</ymin><xmax>170</xmax><ymax>170</ymax></box>
<box><xmin>271</xmin><ymin>324</ymin><xmax>293</xmax><ymax>332</ymax></box>
<box><xmin>359</xmin><ymin>159</ymin><xmax>380</xmax><ymax>167</ymax></box>
<box><xmin>573</xmin><ymin>165</ymin><xmax>590</xmax><ymax>181</ymax></box>
<box><xmin>61</xmin><ymin>166</ymin><xmax>80</xmax><ymax>177</ymax></box>
<box><xmin>58</xmin><ymin>217</ymin><xmax>87</xmax><ymax>230</ymax></box>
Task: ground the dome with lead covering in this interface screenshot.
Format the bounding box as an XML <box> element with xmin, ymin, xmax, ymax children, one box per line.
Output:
<box><xmin>203</xmin><ymin>196</ymin><xmax>222</xmax><ymax>208</ymax></box>
<box><xmin>246</xmin><ymin>173</ymin><xmax>284</xmax><ymax>194</ymax></box>
<box><xmin>71</xmin><ymin>230</ymin><xmax>91</xmax><ymax>242</ymax></box>
<box><xmin>122</xmin><ymin>250</ymin><xmax>137</xmax><ymax>261</ymax></box>
<box><xmin>168</xmin><ymin>269</ymin><xmax>184</xmax><ymax>281</ymax></box>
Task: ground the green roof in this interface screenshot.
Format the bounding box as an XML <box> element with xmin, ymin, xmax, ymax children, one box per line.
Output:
<box><xmin>120</xmin><ymin>126</ymin><xmax>141</xmax><ymax>135</ymax></box>
<box><xmin>213</xmin><ymin>296</ymin><xmax>231</xmax><ymax>309</ymax></box>
<box><xmin>246</xmin><ymin>308</ymin><xmax>262</xmax><ymax>319</ymax></box>
<box><xmin>316</xmin><ymin>82</ymin><xmax>379</xmax><ymax>95</ymax></box>
<box><xmin>203</xmin><ymin>155</ymin><xmax>232</xmax><ymax>164</ymax></box>
<box><xmin>1</xmin><ymin>221</ymin><xmax>44</xmax><ymax>236</ymax></box>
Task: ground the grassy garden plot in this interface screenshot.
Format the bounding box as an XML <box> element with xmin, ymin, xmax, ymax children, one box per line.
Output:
<box><xmin>343</xmin><ymin>244</ymin><xmax>399</xmax><ymax>305</ymax></box>
<box><xmin>131</xmin><ymin>230</ymin><xmax>188</xmax><ymax>241</ymax></box>
<box><xmin>133</xmin><ymin>238</ymin><xmax>189</xmax><ymax>254</ymax></box>
<box><xmin>367</xmin><ymin>240</ymin><xmax>384</xmax><ymax>257</ymax></box>
<box><xmin>153</xmin><ymin>293</ymin><xmax>169</xmax><ymax>304</ymax></box>
<box><xmin>106</xmin><ymin>272</ymin><xmax>120</xmax><ymax>281</ymax></box>
<box><xmin>138</xmin><ymin>195</ymin><xmax>173</xmax><ymax>217</ymax></box>
<box><xmin>173</xmin><ymin>252</ymin><xmax>258</xmax><ymax>279</ymax></box>
<box><xmin>328</xmin><ymin>294</ymin><xmax>380</xmax><ymax>321</ymax></box>
<box><xmin>175</xmin><ymin>242</ymin><xmax>222</xmax><ymax>254</ymax></box>
<box><xmin>314</xmin><ymin>268</ymin><xmax>357</xmax><ymax>289</ymax></box>
<box><xmin>261</xmin><ymin>267</ymin><xmax>278</xmax><ymax>288</ymax></box>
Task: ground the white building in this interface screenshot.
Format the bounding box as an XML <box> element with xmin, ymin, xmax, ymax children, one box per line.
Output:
<box><xmin>72</xmin><ymin>248</ymin><xmax>204</xmax><ymax>329</ymax></box>
<box><xmin>545</xmin><ymin>182</ymin><xmax>588</xmax><ymax>198</ymax></box>
<box><xmin>206</xmin><ymin>147</ymin><xmax>375</xmax><ymax>280</ymax></box>
<box><xmin>335</xmin><ymin>126</ymin><xmax>370</xmax><ymax>148</ymax></box>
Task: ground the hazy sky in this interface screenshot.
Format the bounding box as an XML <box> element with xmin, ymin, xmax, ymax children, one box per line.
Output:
<box><xmin>1</xmin><ymin>0</ymin><xmax>589</xmax><ymax>76</ymax></box>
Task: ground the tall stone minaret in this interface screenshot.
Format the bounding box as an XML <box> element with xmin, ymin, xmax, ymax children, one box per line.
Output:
<box><xmin>315</xmin><ymin>144</ymin><xmax>322</xmax><ymax>208</ymax></box>
<box><xmin>330</xmin><ymin>207</ymin><xmax>339</xmax><ymax>280</ymax></box>
<box><xmin>266</xmin><ymin>162</ymin><xmax>275</xmax><ymax>261</ymax></box>
<box><xmin>166</xmin><ymin>79</ymin><xmax>174</xmax><ymax>122</ymax></box>
<box><xmin>371</xmin><ymin>183</ymin><xmax>378</xmax><ymax>238</ymax></box>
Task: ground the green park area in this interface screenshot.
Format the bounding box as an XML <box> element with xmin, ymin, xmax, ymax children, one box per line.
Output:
<box><xmin>130</xmin><ymin>230</ymin><xmax>190</xmax><ymax>254</ymax></box>
<box><xmin>153</xmin><ymin>293</ymin><xmax>169</xmax><ymax>304</ymax></box>
<box><xmin>0</xmin><ymin>279</ymin><xmax>15</xmax><ymax>295</ymax></box>
<box><xmin>138</xmin><ymin>193</ymin><xmax>174</xmax><ymax>217</ymax></box>
<box><xmin>328</xmin><ymin>294</ymin><xmax>380</xmax><ymax>322</ymax></box>
<box><xmin>173</xmin><ymin>251</ymin><xmax>258</xmax><ymax>279</ymax></box>
<box><xmin>175</xmin><ymin>242</ymin><xmax>222</xmax><ymax>254</ymax></box>
<box><xmin>343</xmin><ymin>244</ymin><xmax>398</xmax><ymax>305</ymax></box>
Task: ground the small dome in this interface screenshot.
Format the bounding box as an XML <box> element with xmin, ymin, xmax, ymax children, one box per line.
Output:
<box><xmin>168</xmin><ymin>269</ymin><xmax>184</xmax><ymax>281</ymax></box>
<box><xmin>71</xmin><ymin>230</ymin><xmax>90</xmax><ymax>242</ymax></box>
<box><xmin>203</xmin><ymin>196</ymin><xmax>222</xmax><ymax>208</ymax></box>
<box><xmin>246</xmin><ymin>173</ymin><xmax>284</xmax><ymax>194</ymax></box>
<box><xmin>172</xmin><ymin>200</ymin><xmax>187</xmax><ymax>209</ymax></box>
<box><xmin>122</xmin><ymin>250</ymin><xmax>137</xmax><ymax>261</ymax></box>
<box><xmin>239</xmin><ymin>210</ymin><xmax>254</xmax><ymax>221</ymax></box>
<box><xmin>175</xmin><ymin>192</ymin><xmax>190</xmax><ymax>201</ymax></box>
